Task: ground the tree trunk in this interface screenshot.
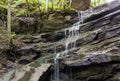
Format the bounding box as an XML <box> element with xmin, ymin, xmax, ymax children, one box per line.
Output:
<box><xmin>7</xmin><ymin>0</ymin><xmax>12</xmax><ymax>49</ymax></box>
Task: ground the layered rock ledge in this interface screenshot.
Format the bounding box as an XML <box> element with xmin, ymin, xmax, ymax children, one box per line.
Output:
<box><xmin>1</xmin><ymin>0</ymin><xmax>120</xmax><ymax>81</ymax></box>
<box><xmin>0</xmin><ymin>62</ymin><xmax>51</xmax><ymax>81</ymax></box>
<box><xmin>39</xmin><ymin>0</ymin><xmax>120</xmax><ymax>66</ymax></box>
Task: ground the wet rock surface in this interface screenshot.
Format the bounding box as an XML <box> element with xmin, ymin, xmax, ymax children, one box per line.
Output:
<box><xmin>1</xmin><ymin>0</ymin><xmax>120</xmax><ymax>81</ymax></box>
<box><xmin>12</xmin><ymin>0</ymin><xmax>120</xmax><ymax>67</ymax></box>
<box><xmin>31</xmin><ymin>1</ymin><xmax>120</xmax><ymax>81</ymax></box>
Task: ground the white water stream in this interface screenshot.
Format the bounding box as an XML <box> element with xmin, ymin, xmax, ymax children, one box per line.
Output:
<box><xmin>53</xmin><ymin>11</ymin><xmax>85</xmax><ymax>81</ymax></box>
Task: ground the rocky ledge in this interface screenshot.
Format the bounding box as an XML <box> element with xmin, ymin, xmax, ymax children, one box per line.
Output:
<box><xmin>39</xmin><ymin>0</ymin><xmax>120</xmax><ymax>66</ymax></box>
<box><xmin>0</xmin><ymin>62</ymin><xmax>51</xmax><ymax>81</ymax></box>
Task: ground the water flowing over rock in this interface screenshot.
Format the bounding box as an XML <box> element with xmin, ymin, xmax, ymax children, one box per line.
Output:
<box><xmin>37</xmin><ymin>1</ymin><xmax>120</xmax><ymax>81</ymax></box>
<box><xmin>1</xmin><ymin>0</ymin><xmax>120</xmax><ymax>81</ymax></box>
<box><xmin>52</xmin><ymin>11</ymin><xmax>83</xmax><ymax>81</ymax></box>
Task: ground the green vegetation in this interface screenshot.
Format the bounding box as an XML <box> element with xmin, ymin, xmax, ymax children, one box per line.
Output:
<box><xmin>90</xmin><ymin>0</ymin><xmax>107</xmax><ymax>8</ymax></box>
<box><xmin>29</xmin><ymin>61</ymin><xmax>41</xmax><ymax>68</ymax></box>
<box><xmin>0</xmin><ymin>0</ymin><xmax>74</xmax><ymax>16</ymax></box>
<box><xmin>0</xmin><ymin>0</ymin><xmax>108</xmax><ymax>17</ymax></box>
<box><xmin>36</xmin><ymin>54</ymin><xmax>53</xmax><ymax>63</ymax></box>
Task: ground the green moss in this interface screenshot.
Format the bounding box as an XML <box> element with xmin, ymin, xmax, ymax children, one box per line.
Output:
<box><xmin>29</xmin><ymin>61</ymin><xmax>41</xmax><ymax>68</ymax></box>
<box><xmin>36</xmin><ymin>54</ymin><xmax>53</xmax><ymax>63</ymax></box>
<box><xmin>18</xmin><ymin>68</ymin><xmax>35</xmax><ymax>81</ymax></box>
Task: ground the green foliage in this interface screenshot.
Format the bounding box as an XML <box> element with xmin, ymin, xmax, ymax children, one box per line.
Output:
<box><xmin>90</xmin><ymin>0</ymin><xmax>107</xmax><ymax>8</ymax></box>
<box><xmin>0</xmin><ymin>0</ymin><xmax>7</xmax><ymax>8</ymax></box>
<box><xmin>15</xmin><ymin>9</ymin><xmax>28</xmax><ymax>16</ymax></box>
<box><xmin>13</xmin><ymin>0</ymin><xmax>73</xmax><ymax>16</ymax></box>
<box><xmin>0</xmin><ymin>0</ymin><xmax>7</xmax><ymax>17</ymax></box>
<box><xmin>11</xmin><ymin>32</ymin><xmax>16</xmax><ymax>39</ymax></box>
<box><xmin>0</xmin><ymin>0</ymin><xmax>109</xmax><ymax>16</ymax></box>
<box><xmin>0</xmin><ymin>0</ymin><xmax>73</xmax><ymax>16</ymax></box>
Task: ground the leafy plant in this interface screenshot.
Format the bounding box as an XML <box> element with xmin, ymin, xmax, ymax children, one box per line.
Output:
<box><xmin>11</xmin><ymin>0</ymin><xmax>73</xmax><ymax>16</ymax></box>
<box><xmin>90</xmin><ymin>0</ymin><xmax>107</xmax><ymax>8</ymax></box>
<box><xmin>0</xmin><ymin>0</ymin><xmax>109</xmax><ymax>17</ymax></box>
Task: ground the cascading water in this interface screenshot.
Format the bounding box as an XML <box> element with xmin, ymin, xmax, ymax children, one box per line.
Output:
<box><xmin>52</xmin><ymin>11</ymin><xmax>84</xmax><ymax>81</ymax></box>
<box><xmin>63</xmin><ymin>11</ymin><xmax>83</xmax><ymax>56</ymax></box>
<box><xmin>53</xmin><ymin>47</ymin><xmax>60</xmax><ymax>81</ymax></box>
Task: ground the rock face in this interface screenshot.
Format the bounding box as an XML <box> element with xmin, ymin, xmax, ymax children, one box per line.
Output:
<box><xmin>28</xmin><ymin>0</ymin><xmax>120</xmax><ymax>81</ymax></box>
<box><xmin>3</xmin><ymin>0</ymin><xmax>120</xmax><ymax>81</ymax></box>
<box><xmin>64</xmin><ymin>0</ymin><xmax>120</xmax><ymax>66</ymax></box>
<box><xmin>10</xmin><ymin>0</ymin><xmax>91</xmax><ymax>34</ymax></box>
<box><xmin>0</xmin><ymin>62</ymin><xmax>51</xmax><ymax>81</ymax></box>
<box><xmin>15</xmin><ymin>0</ymin><xmax>120</xmax><ymax>67</ymax></box>
<box><xmin>11</xmin><ymin>11</ymin><xmax>78</xmax><ymax>34</ymax></box>
<box><xmin>40</xmin><ymin>0</ymin><xmax>120</xmax><ymax>65</ymax></box>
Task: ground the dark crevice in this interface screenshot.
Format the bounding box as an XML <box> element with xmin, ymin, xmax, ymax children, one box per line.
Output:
<box><xmin>66</xmin><ymin>61</ymin><xmax>120</xmax><ymax>70</ymax></box>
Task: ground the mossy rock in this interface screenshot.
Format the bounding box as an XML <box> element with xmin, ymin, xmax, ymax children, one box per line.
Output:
<box><xmin>29</xmin><ymin>61</ymin><xmax>41</xmax><ymax>68</ymax></box>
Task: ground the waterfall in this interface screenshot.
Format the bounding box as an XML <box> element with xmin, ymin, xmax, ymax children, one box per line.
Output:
<box><xmin>54</xmin><ymin>57</ymin><xmax>59</xmax><ymax>81</ymax></box>
<box><xmin>53</xmin><ymin>11</ymin><xmax>84</xmax><ymax>81</ymax></box>
<box><xmin>53</xmin><ymin>47</ymin><xmax>60</xmax><ymax>81</ymax></box>
<box><xmin>64</xmin><ymin>11</ymin><xmax>83</xmax><ymax>55</ymax></box>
